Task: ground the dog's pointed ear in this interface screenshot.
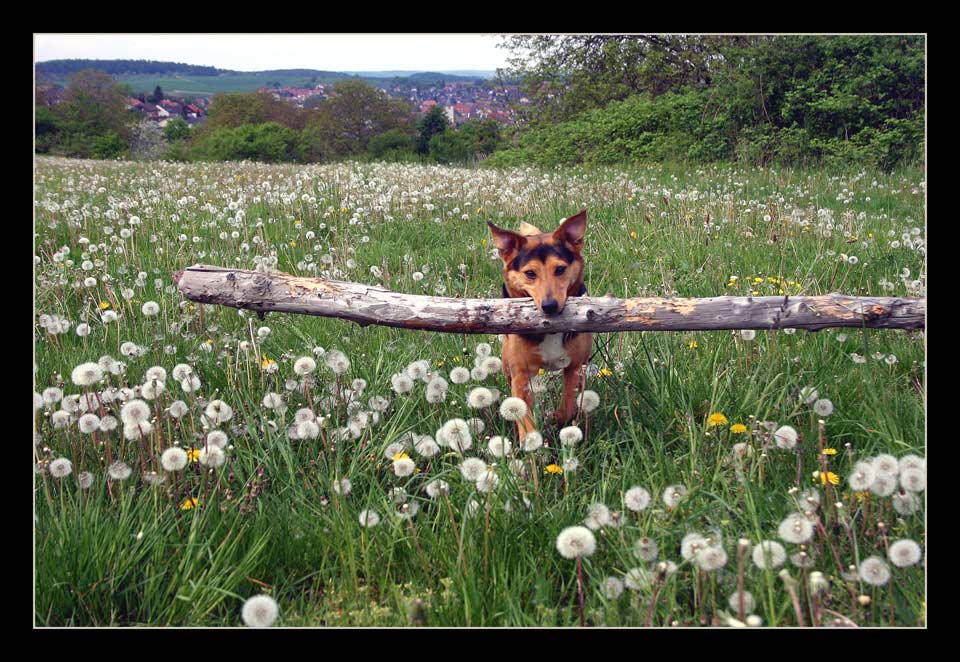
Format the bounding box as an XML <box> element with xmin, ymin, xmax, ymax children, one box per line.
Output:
<box><xmin>488</xmin><ymin>221</ymin><xmax>526</xmax><ymax>263</ymax></box>
<box><xmin>555</xmin><ymin>209</ymin><xmax>587</xmax><ymax>252</ymax></box>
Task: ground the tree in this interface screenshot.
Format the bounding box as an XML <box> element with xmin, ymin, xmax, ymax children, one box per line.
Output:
<box><xmin>35</xmin><ymin>106</ymin><xmax>62</xmax><ymax>153</ymax></box>
<box><xmin>163</xmin><ymin>117</ymin><xmax>191</xmax><ymax>142</ymax></box>
<box><xmin>55</xmin><ymin>69</ymin><xmax>133</xmax><ymax>158</ymax></box>
<box><xmin>417</xmin><ymin>105</ymin><xmax>449</xmax><ymax>155</ymax></box>
<box><xmin>152</xmin><ymin>85</ymin><xmax>164</xmax><ymax>103</ymax></box>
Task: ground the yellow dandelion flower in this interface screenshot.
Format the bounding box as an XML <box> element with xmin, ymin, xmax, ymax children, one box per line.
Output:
<box><xmin>538</xmin><ymin>368</ymin><xmax>545</xmax><ymax>375</ymax></box>
<box><xmin>436</xmin><ymin>360</ymin><xmax>444</xmax><ymax>367</ymax></box>
<box><xmin>544</xmin><ymin>464</ymin><xmax>563</xmax><ymax>475</ymax></box>
<box><xmin>751</xmin><ymin>290</ymin><xmax>760</xmax><ymax>296</ymax></box>
<box><xmin>687</xmin><ymin>340</ymin><xmax>698</xmax><ymax>349</ymax></box>
<box><xmin>181</xmin><ymin>496</ymin><xmax>198</xmax><ymax>510</ymax></box>
<box><xmin>598</xmin><ymin>368</ymin><xmax>613</xmax><ymax>377</ymax></box>
<box><xmin>707</xmin><ymin>412</ymin><xmax>729</xmax><ymax>427</ymax></box>
<box><xmin>261</xmin><ymin>356</ymin><xmax>276</xmax><ymax>370</ymax></box>
<box><xmin>822</xmin><ymin>448</ymin><xmax>838</xmax><ymax>456</ymax></box>
<box><xmin>480</xmin><ymin>238</ymin><xmax>487</xmax><ymax>247</ymax></box>
<box><xmin>817</xmin><ymin>471</ymin><xmax>840</xmax><ymax>486</ymax></box>
<box><xmin>186</xmin><ymin>448</ymin><xmax>201</xmax><ymax>462</ymax></box>
<box><xmin>630</xmin><ymin>231</ymin><xmax>638</xmax><ymax>239</ymax></box>
<box><xmin>753</xmin><ymin>277</ymin><xmax>764</xmax><ymax>284</ymax></box>
<box><xmin>392</xmin><ymin>452</ymin><xmax>411</xmax><ymax>462</ymax></box>
<box><xmin>99</xmin><ymin>301</ymin><xmax>111</xmax><ymax>310</ymax></box>
<box><xmin>730</xmin><ymin>423</ymin><xmax>748</xmax><ymax>434</ymax></box>
<box><xmin>453</xmin><ymin>356</ymin><xmax>461</xmax><ymax>363</ymax></box>
<box><xmin>289</xmin><ymin>240</ymin><xmax>297</xmax><ymax>247</ymax></box>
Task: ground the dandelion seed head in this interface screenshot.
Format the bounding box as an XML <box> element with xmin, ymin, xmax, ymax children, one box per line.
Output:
<box><xmin>71</xmin><ymin>362</ymin><xmax>103</xmax><ymax>387</ymax></box>
<box><xmin>634</xmin><ymin>537</ymin><xmax>658</xmax><ymax>562</ymax></box>
<box><xmin>624</xmin><ymin>486</ymin><xmax>651</xmax><ymax>512</ymax></box>
<box><xmin>752</xmin><ymin>540</ymin><xmax>786</xmax><ymax>569</ymax></box>
<box><xmin>777</xmin><ymin>512</ymin><xmax>815</xmax><ymax>544</ymax></box>
<box><xmin>241</xmin><ymin>595</ymin><xmax>279</xmax><ymax>628</ymax></box>
<box><xmin>161</xmin><ymin>447</ymin><xmax>188</xmax><ymax>472</ymax></box>
<box><xmin>559</xmin><ymin>425</ymin><xmax>583</xmax><ymax>446</ymax></box>
<box><xmin>49</xmin><ymin>457</ymin><xmax>72</xmax><ymax>479</ymax></box>
<box><xmin>499</xmin><ymin>397</ymin><xmax>528</xmax><ymax>422</ymax></box>
<box><xmin>888</xmin><ymin>539</ymin><xmax>922</xmax><ymax>568</ymax></box>
<box><xmin>521</xmin><ymin>430</ymin><xmax>543</xmax><ymax>452</ymax></box>
<box><xmin>858</xmin><ymin>556</ymin><xmax>891</xmax><ymax>586</ymax></box>
<box><xmin>773</xmin><ymin>425</ymin><xmax>799</xmax><ymax>450</ymax></box>
<box><xmin>555</xmin><ymin>526</ymin><xmax>597</xmax><ymax>559</ymax></box>
<box><xmin>578</xmin><ymin>390</ymin><xmax>600</xmax><ymax>413</ymax></box>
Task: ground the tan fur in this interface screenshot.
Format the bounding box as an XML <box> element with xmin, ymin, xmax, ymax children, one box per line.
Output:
<box><xmin>488</xmin><ymin>211</ymin><xmax>592</xmax><ymax>438</ymax></box>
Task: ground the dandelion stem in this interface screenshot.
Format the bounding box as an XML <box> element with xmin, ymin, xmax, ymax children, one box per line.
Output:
<box><xmin>576</xmin><ymin>556</ymin><xmax>586</xmax><ymax>627</ymax></box>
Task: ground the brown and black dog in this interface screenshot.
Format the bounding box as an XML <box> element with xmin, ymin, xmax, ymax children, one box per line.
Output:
<box><xmin>488</xmin><ymin>210</ymin><xmax>592</xmax><ymax>438</ymax></box>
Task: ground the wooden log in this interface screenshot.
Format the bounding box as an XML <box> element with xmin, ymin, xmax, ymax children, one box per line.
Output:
<box><xmin>173</xmin><ymin>264</ymin><xmax>925</xmax><ymax>334</ymax></box>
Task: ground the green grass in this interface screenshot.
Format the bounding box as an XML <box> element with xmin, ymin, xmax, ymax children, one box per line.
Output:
<box><xmin>34</xmin><ymin>157</ymin><xmax>926</xmax><ymax>627</ymax></box>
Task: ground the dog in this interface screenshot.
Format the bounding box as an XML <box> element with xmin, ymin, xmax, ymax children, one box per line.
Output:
<box><xmin>487</xmin><ymin>210</ymin><xmax>592</xmax><ymax>439</ymax></box>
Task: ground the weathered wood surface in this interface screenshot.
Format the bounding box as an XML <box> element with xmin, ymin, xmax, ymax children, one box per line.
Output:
<box><xmin>174</xmin><ymin>264</ymin><xmax>925</xmax><ymax>334</ymax></box>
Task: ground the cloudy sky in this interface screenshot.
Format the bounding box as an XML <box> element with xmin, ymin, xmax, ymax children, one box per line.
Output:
<box><xmin>34</xmin><ymin>34</ymin><xmax>513</xmax><ymax>72</ymax></box>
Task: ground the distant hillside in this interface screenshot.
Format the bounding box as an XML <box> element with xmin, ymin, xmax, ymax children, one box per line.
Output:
<box><xmin>36</xmin><ymin>59</ymin><xmax>227</xmax><ymax>76</ymax></box>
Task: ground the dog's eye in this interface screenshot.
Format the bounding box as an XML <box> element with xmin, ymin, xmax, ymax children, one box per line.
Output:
<box><xmin>524</xmin><ymin>270</ymin><xmax>536</xmax><ymax>280</ymax></box>
<box><xmin>555</xmin><ymin>266</ymin><xmax>567</xmax><ymax>276</ymax></box>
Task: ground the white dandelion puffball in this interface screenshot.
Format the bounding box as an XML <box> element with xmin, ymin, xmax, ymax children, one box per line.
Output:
<box><xmin>695</xmin><ymin>546</ymin><xmax>728</xmax><ymax>571</ymax></box>
<box><xmin>405</xmin><ymin>360</ymin><xmax>430</xmax><ymax>381</ymax></box>
<box><xmin>450</xmin><ymin>366</ymin><xmax>470</xmax><ymax>384</ymax></box>
<box><xmin>481</xmin><ymin>356</ymin><xmax>502</xmax><ymax>374</ymax></box>
<box><xmin>752</xmin><ymin>540</ymin><xmax>787</xmax><ymax>569</ymax></box>
<box><xmin>160</xmin><ymin>447</ymin><xmax>188</xmax><ymax>472</ymax></box>
<box><xmin>358</xmin><ymin>509</ymin><xmax>381</xmax><ymax>528</ymax></box>
<box><xmin>499</xmin><ymin>397</ymin><xmax>528</xmax><ymax>421</ymax></box>
<box><xmin>49</xmin><ymin>458</ymin><xmax>73</xmax><ymax>479</ymax></box>
<box><xmin>199</xmin><ymin>446</ymin><xmax>226</xmax><ymax>468</ymax></box>
<box><xmin>728</xmin><ymin>591</ymin><xmax>755</xmax><ymax>614</ymax></box>
<box><xmin>663</xmin><ymin>484</ymin><xmax>688</xmax><ymax>508</ymax></box>
<box><xmin>798</xmin><ymin>386</ymin><xmax>819</xmax><ymax>404</ymax></box>
<box><xmin>459</xmin><ymin>457</ymin><xmax>488</xmax><ymax>482</ymax></box>
<box><xmin>773</xmin><ymin>425</ymin><xmax>799</xmax><ymax>450</ymax></box>
<box><xmin>858</xmin><ymin>556</ymin><xmax>891</xmax><ymax>586</ymax></box>
<box><xmin>325</xmin><ymin>350</ymin><xmax>350</xmax><ymax>375</ymax></box>
<box><xmin>848</xmin><ymin>461</ymin><xmax>877</xmax><ymax>491</ymax></box>
<box><xmin>898</xmin><ymin>454</ymin><xmax>925</xmax><ymax>473</ymax></box>
<box><xmin>442</xmin><ymin>418</ymin><xmax>472</xmax><ymax>452</ymax></box>
<box><xmin>204</xmin><ymin>400</ymin><xmax>234</xmax><ymax>425</ymax></box>
<box><xmin>487</xmin><ymin>436</ymin><xmax>511</xmax><ymax>458</ymax></box>
<box><xmin>425</xmin><ymin>479</ymin><xmax>450</xmax><ymax>499</ymax></box>
<box><xmin>680</xmin><ymin>533</ymin><xmax>709</xmax><ymax>561</ymax></box>
<box><xmin>521</xmin><ymin>430</ymin><xmax>543</xmax><ymax>452</ymax></box>
<box><xmin>888</xmin><ymin>539</ymin><xmax>922</xmax><ymax>568</ymax></box>
<box><xmin>108</xmin><ymin>461</ymin><xmax>133</xmax><ymax>481</ymax></box>
<box><xmin>634</xmin><ymin>537</ymin><xmax>658</xmax><ymax>562</ymax></box>
<box><xmin>169</xmin><ymin>400</ymin><xmax>189</xmax><ymax>418</ymax></box>
<box><xmin>467</xmin><ymin>387</ymin><xmax>494</xmax><ymax>409</ymax></box>
<box><xmin>78</xmin><ymin>413</ymin><xmax>101</xmax><ymax>434</ymax></box>
<box><xmin>899</xmin><ymin>467</ymin><xmax>926</xmax><ymax>493</ymax></box>
<box><xmin>777</xmin><ymin>512</ymin><xmax>815</xmax><ymax>544</ymax></box>
<box><xmin>293</xmin><ymin>356</ymin><xmax>317</xmax><ymax>375</ymax></box>
<box><xmin>414</xmin><ymin>435</ymin><xmax>440</xmax><ymax>458</ymax></box>
<box><xmin>556</xmin><ymin>526</ymin><xmax>597</xmax><ymax>559</ymax></box>
<box><xmin>332</xmin><ymin>478</ymin><xmax>352</xmax><ymax>496</ymax></box>
<box><xmin>475</xmin><ymin>342</ymin><xmax>492</xmax><ymax>358</ymax></box>
<box><xmin>578</xmin><ymin>390</ymin><xmax>600</xmax><ymax>412</ymax></box>
<box><xmin>739</xmin><ymin>329</ymin><xmax>756</xmax><ymax>341</ymax></box>
<box><xmin>813</xmin><ymin>399</ymin><xmax>834</xmax><ymax>417</ymax></box>
<box><xmin>583</xmin><ymin>503</ymin><xmax>611</xmax><ymax>530</ymax></box>
<box><xmin>391</xmin><ymin>373</ymin><xmax>414</xmax><ymax>394</ymax></box>
<box><xmin>872</xmin><ymin>454</ymin><xmax>900</xmax><ymax>476</ymax></box>
<box><xmin>71</xmin><ymin>362</ymin><xmax>103</xmax><ymax>387</ymax></box>
<box><xmin>623</xmin><ymin>567</ymin><xmax>651</xmax><ymax>592</ymax></box>
<box><xmin>141</xmin><ymin>301</ymin><xmax>160</xmax><ymax>316</ymax></box>
<box><xmin>393</xmin><ymin>457</ymin><xmax>416</xmax><ymax>477</ymax></box>
<box><xmin>603</xmin><ymin>577</ymin><xmax>625</xmax><ymax>600</ymax></box>
<box><xmin>559</xmin><ymin>426</ymin><xmax>583</xmax><ymax>447</ymax></box>
<box><xmin>624</xmin><ymin>486</ymin><xmax>651</xmax><ymax>512</ymax></box>
<box><xmin>120</xmin><ymin>399</ymin><xmax>151</xmax><ymax>426</ymax></box>
<box><xmin>241</xmin><ymin>594</ymin><xmax>279</xmax><ymax>628</ymax></box>
<box><xmin>892</xmin><ymin>491</ymin><xmax>921</xmax><ymax>516</ymax></box>
<box><xmin>475</xmin><ymin>470</ymin><xmax>499</xmax><ymax>493</ymax></box>
<box><xmin>77</xmin><ymin>471</ymin><xmax>94</xmax><ymax>489</ymax></box>
<box><xmin>207</xmin><ymin>431</ymin><xmax>229</xmax><ymax>449</ymax></box>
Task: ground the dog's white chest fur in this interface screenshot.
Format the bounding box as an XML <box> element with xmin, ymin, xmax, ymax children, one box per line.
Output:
<box><xmin>537</xmin><ymin>334</ymin><xmax>572</xmax><ymax>371</ymax></box>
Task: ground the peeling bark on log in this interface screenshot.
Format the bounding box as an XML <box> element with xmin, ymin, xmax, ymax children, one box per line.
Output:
<box><xmin>174</xmin><ymin>264</ymin><xmax>925</xmax><ymax>334</ymax></box>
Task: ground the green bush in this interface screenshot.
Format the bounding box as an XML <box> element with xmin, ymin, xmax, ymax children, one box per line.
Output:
<box><xmin>191</xmin><ymin>122</ymin><xmax>297</xmax><ymax>163</ymax></box>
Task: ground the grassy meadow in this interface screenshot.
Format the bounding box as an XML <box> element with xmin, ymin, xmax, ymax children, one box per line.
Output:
<box><xmin>33</xmin><ymin>156</ymin><xmax>926</xmax><ymax>627</ymax></box>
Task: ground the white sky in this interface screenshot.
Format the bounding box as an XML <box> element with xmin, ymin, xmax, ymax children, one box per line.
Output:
<box><xmin>34</xmin><ymin>34</ymin><xmax>512</xmax><ymax>72</ymax></box>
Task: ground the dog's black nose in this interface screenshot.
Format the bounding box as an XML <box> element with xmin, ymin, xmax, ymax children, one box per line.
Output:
<box><xmin>541</xmin><ymin>298</ymin><xmax>560</xmax><ymax>315</ymax></box>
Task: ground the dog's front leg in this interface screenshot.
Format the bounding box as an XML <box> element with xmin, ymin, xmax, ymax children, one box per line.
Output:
<box><xmin>553</xmin><ymin>363</ymin><xmax>583</xmax><ymax>424</ymax></box>
<box><xmin>508</xmin><ymin>369</ymin><xmax>538</xmax><ymax>439</ymax></box>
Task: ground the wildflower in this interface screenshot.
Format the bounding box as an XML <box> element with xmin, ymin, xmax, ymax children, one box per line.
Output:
<box><xmin>892</xmin><ymin>490</ymin><xmax>921</xmax><ymax>515</ymax></box>
<box><xmin>475</xmin><ymin>469</ymin><xmax>499</xmax><ymax>493</ymax></box>
<box><xmin>393</xmin><ymin>456</ymin><xmax>416</xmax><ymax>477</ymax></box>
<box><xmin>169</xmin><ymin>400</ymin><xmax>189</xmax><ymax>418</ymax></box>
<box><xmin>181</xmin><ymin>496</ymin><xmax>198</xmax><ymax>510</ymax></box>
<box><xmin>730</xmin><ymin>423</ymin><xmax>748</xmax><ymax>434</ymax></box>
<box><xmin>848</xmin><ymin>462</ymin><xmax>876</xmax><ymax>492</ymax></box>
<box><xmin>562</xmin><ymin>457</ymin><xmax>580</xmax><ymax>473</ymax></box>
<box><xmin>662</xmin><ymin>484</ymin><xmax>688</xmax><ymax>508</ymax></box>
<box><xmin>78</xmin><ymin>413</ymin><xmax>100</xmax><ymax>434</ymax></box>
<box><xmin>77</xmin><ymin>471</ymin><xmax>94</xmax><ymax>489</ymax></box>
<box><xmin>487</xmin><ymin>435</ymin><xmax>511</xmax><ymax>458</ymax></box>
<box><xmin>583</xmin><ymin>503</ymin><xmax>611</xmax><ymax>530</ymax></box>
<box><xmin>603</xmin><ymin>577</ymin><xmax>625</xmax><ymax>600</ymax></box>
<box><xmin>598</xmin><ymin>367</ymin><xmax>613</xmax><ymax>377</ymax></box>
<box><xmin>707</xmin><ymin>412</ymin><xmax>728</xmax><ymax>427</ymax></box>
<box><xmin>49</xmin><ymin>458</ymin><xmax>72</xmax><ymax>479</ymax></box>
<box><xmin>623</xmin><ymin>567</ymin><xmax>651</xmax><ymax>592</ymax></box>
<box><xmin>688</xmin><ymin>340</ymin><xmax>698</xmax><ymax>349</ymax></box>
<box><xmin>499</xmin><ymin>397</ymin><xmax>528</xmax><ymax>422</ymax></box>
<box><xmin>624</xmin><ymin>486</ymin><xmax>651</xmax><ymax>512</ymax></box>
<box><xmin>777</xmin><ymin>512</ymin><xmax>814</xmax><ymax>544</ymax></box>
<box><xmin>728</xmin><ymin>591</ymin><xmax>755</xmax><ymax>614</ymax></box>
<box><xmin>798</xmin><ymin>386</ymin><xmax>819</xmax><ymax>404</ymax></box>
<box><xmin>521</xmin><ymin>430</ymin><xmax>543</xmax><ymax>452</ymax></box>
<box><xmin>141</xmin><ymin>301</ymin><xmax>160</xmax><ymax>316</ymax></box>
<box><xmin>858</xmin><ymin>556</ymin><xmax>891</xmax><ymax>586</ymax></box>
<box><xmin>773</xmin><ymin>425</ymin><xmax>799</xmax><ymax>450</ymax></box>
<box><xmin>555</xmin><ymin>526</ymin><xmax>597</xmax><ymax>559</ymax></box>
<box><xmin>872</xmin><ymin>454</ymin><xmax>900</xmax><ymax>477</ymax></box>
<box><xmin>450</xmin><ymin>366</ymin><xmax>470</xmax><ymax>384</ymax></box>
<box><xmin>899</xmin><ymin>467</ymin><xmax>926</xmax><ymax>493</ymax></box>
<box><xmin>391</xmin><ymin>373</ymin><xmax>414</xmax><ymax>394</ymax></box>
<box><xmin>577</xmin><ymin>390</ymin><xmax>600</xmax><ymax>413</ymax></box>
<box><xmin>199</xmin><ymin>446</ymin><xmax>226</xmax><ymax>468</ymax></box>
<box><xmin>405</xmin><ymin>360</ymin><xmax>430</xmax><ymax>381</ymax></box>
<box><xmin>752</xmin><ymin>540</ymin><xmax>786</xmax><ymax>569</ymax></box>
<box><xmin>695</xmin><ymin>546</ymin><xmax>728</xmax><ymax>571</ymax></box>
<box><xmin>680</xmin><ymin>533</ymin><xmax>709</xmax><ymax>561</ymax></box>
<box><xmin>293</xmin><ymin>356</ymin><xmax>317</xmax><ymax>375</ymax></box>
<box><xmin>425</xmin><ymin>480</ymin><xmax>450</xmax><ymax>499</ymax></box>
<box><xmin>160</xmin><ymin>447</ymin><xmax>188</xmax><ymax>472</ymax></box>
<box><xmin>359</xmin><ymin>510</ymin><xmax>381</xmax><ymax>528</ymax></box>
<box><xmin>888</xmin><ymin>539</ymin><xmax>922</xmax><ymax>568</ymax></box>
<box><xmin>204</xmin><ymin>400</ymin><xmax>234</xmax><ymax>425</ymax></box>
<box><xmin>241</xmin><ymin>595</ymin><xmax>279</xmax><ymax>628</ymax></box>
<box><xmin>822</xmin><ymin>448</ymin><xmax>838</xmax><ymax>456</ymax></box>
<box><xmin>459</xmin><ymin>457</ymin><xmax>487</xmax><ymax>482</ymax></box>
<box><xmin>260</xmin><ymin>356</ymin><xmax>277</xmax><ymax>372</ymax></box>
<box><xmin>898</xmin><ymin>455</ymin><xmax>925</xmax><ymax>473</ymax></box>
<box><xmin>467</xmin><ymin>387</ymin><xmax>494</xmax><ymax>409</ymax></box>
<box><xmin>395</xmin><ymin>501</ymin><xmax>420</xmax><ymax>521</ymax></box>
<box><xmin>544</xmin><ymin>463</ymin><xmax>563</xmax><ymax>475</ymax></box>
<box><xmin>559</xmin><ymin>426</ymin><xmax>583</xmax><ymax>446</ymax></box>
<box><xmin>186</xmin><ymin>448</ymin><xmax>201</xmax><ymax>462</ymax></box>
<box><xmin>442</xmin><ymin>418</ymin><xmax>473</xmax><ymax>452</ymax></box>
<box><xmin>740</xmin><ymin>330</ymin><xmax>756</xmax><ymax>341</ymax></box>
<box><xmin>120</xmin><ymin>399</ymin><xmax>151</xmax><ymax>427</ymax></box>
<box><xmin>814</xmin><ymin>399</ymin><xmax>834</xmax><ymax>417</ymax></box>
<box><xmin>324</xmin><ymin>350</ymin><xmax>350</xmax><ymax>375</ymax></box>
<box><xmin>817</xmin><ymin>471</ymin><xmax>840</xmax><ymax>486</ymax></box>
<box><xmin>634</xmin><ymin>537</ymin><xmax>658</xmax><ymax>562</ymax></box>
<box><xmin>481</xmin><ymin>356</ymin><xmax>502</xmax><ymax>374</ymax></box>
<box><xmin>869</xmin><ymin>473</ymin><xmax>897</xmax><ymax>497</ymax></box>
<box><xmin>332</xmin><ymin>478</ymin><xmax>352</xmax><ymax>496</ymax></box>
<box><xmin>414</xmin><ymin>435</ymin><xmax>440</xmax><ymax>458</ymax></box>
<box><xmin>71</xmin><ymin>362</ymin><xmax>103</xmax><ymax>387</ymax></box>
